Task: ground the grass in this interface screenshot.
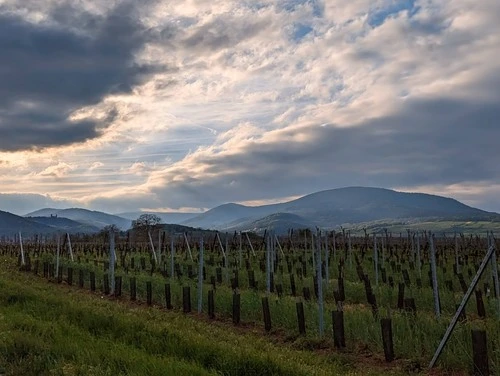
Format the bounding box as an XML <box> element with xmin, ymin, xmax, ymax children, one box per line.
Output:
<box><xmin>3</xmin><ymin>237</ymin><xmax>499</xmax><ymax>375</ymax></box>
<box><xmin>0</xmin><ymin>258</ymin><xmax>405</xmax><ymax>376</ymax></box>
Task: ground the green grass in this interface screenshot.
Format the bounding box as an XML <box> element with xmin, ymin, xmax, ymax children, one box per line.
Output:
<box><xmin>3</xmin><ymin>238</ymin><xmax>499</xmax><ymax>375</ymax></box>
<box><xmin>0</xmin><ymin>260</ymin><xmax>404</xmax><ymax>376</ymax></box>
<box><xmin>346</xmin><ymin>219</ymin><xmax>500</xmax><ymax>235</ymax></box>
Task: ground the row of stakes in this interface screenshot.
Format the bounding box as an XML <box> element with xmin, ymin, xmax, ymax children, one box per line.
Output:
<box><xmin>13</xmin><ymin>255</ymin><xmax>493</xmax><ymax>375</ymax></box>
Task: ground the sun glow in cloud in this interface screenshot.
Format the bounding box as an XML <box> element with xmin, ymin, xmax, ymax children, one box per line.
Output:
<box><xmin>0</xmin><ymin>0</ymin><xmax>500</xmax><ymax>214</ymax></box>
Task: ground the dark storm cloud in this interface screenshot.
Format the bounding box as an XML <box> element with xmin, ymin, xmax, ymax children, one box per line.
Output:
<box><xmin>0</xmin><ymin>2</ymin><xmax>163</xmax><ymax>151</ymax></box>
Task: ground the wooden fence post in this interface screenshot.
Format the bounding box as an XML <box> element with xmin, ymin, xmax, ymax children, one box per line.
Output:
<box><xmin>472</xmin><ymin>330</ymin><xmax>489</xmax><ymax>375</ymax></box>
<box><xmin>262</xmin><ymin>297</ymin><xmax>272</xmax><ymax>332</ymax></box>
<box><xmin>165</xmin><ymin>283</ymin><xmax>172</xmax><ymax>309</ymax></box>
<box><xmin>296</xmin><ymin>301</ymin><xmax>306</xmax><ymax>335</ymax></box>
<box><xmin>380</xmin><ymin>318</ymin><xmax>394</xmax><ymax>362</ymax></box>
<box><xmin>332</xmin><ymin>310</ymin><xmax>345</xmax><ymax>348</ymax></box>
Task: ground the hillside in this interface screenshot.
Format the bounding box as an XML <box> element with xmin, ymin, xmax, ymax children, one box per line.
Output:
<box><xmin>25</xmin><ymin>208</ymin><xmax>131</xmax><ymax>230</ymax></box>
<box><xmin>182</xmin><ymin>187</ymin><xmax>500</xmax><ymax>232</ymax></box>
<box><xmin>182</xmin><ymin>203</ymin><xmax>278</xmax><ymax>229</ymax></box>
<box><xmin>26</xmin><ymin>216</ymin><xmax>100</xmax><ymax>234</ymax></box>
<box><xmin>225</xmin><ymin>213</ymin><xmax>314</xmax><ymax>235</ymax></box>
<box><xmin>0</xmin><ymin>210</ymin><xmax>57</xmax><ymax>236</ymax></box>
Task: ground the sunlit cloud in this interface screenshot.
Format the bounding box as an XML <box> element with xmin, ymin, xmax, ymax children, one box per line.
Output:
<box><xmin>0</xmin><ymin>0</ymin><xmax>499</xmax><ymax>214</ymax></box>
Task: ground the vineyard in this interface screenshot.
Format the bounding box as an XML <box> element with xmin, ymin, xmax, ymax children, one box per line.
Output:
<box><xmin>1</xmin><ymin>229</ymin><xmax>500</xmax><ymax>375</ymax></box>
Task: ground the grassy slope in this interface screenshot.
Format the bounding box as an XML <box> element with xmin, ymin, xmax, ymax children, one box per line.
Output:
<box><xmin>0</xmin><ymin>261</ymin><xmax>408</xmax><ymax>376</ymax></box>
<box><xmin>345</xmin><ymin>220</ymin><xmax>500</xmax><ymax>235</ymax></box>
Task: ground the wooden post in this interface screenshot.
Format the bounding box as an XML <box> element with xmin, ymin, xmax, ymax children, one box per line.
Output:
<box><xmin>232</xmin><ymin>292</ymin><xmax>241</xmax><ymax>325</ymax></box>
<box><xmin>55</xmin><ymin>234</ymin><xmax>60</xmax><ymax>279</ymax></box>
<box><xmin>397</xmin><ymin>283</ymin><xmax>405</xmax><ymax>309</ymax></box>
<box><xmin>197</xmin><ymin>238</ymin><xmax>204</xmax><ymax>314</ymax></box>
<box><xmin>103</xmin><ymin>274</ymin><xmax>110</xmax><ymax>295</ymax></box>
<box><xmin>374</xmin><ymin>234</ymin><xmax>379</xmax><ymax>286</ymax></box>
<box><xmin>90</xmin><ymin>271</ymin><xmax>96</xmax><ymax>292</ymax></box>
<box><xmin>471</xmin><ymin>330</ymin><xmax>489</xmax><ymax>375</ymax></box>
<box><xmin>115</xmin><ymin>276</ymin><xmax>122</xmax><ymax>297</ymax></box>
<box><xmin>208</xmin><ymin>289</ymin><xmax>215</xmax><ymax>319</ymax></box>
<box><xmin>290</xmin><ymin>273</ymin><xmax>296</xmax><ymax>296</ymax></box>
<box><xmin>164</xmin><ymin>283</ymin><xmax>172</xmax><ymax>309</ymax></box>
<box><xmin>430</xmin><ymin>234</ymin><xmax>441</xmax><ymax>319</ymax></box>
<box><xmin>130</xmin><ymin>277</ymin><xmax>137</xmax><ymax>301</ymax></box>
<box><xmin>338</xmin><ymin>277</ymin><xmax>345</xmax><ymax>301</ymax></box>
<box><xmin>380</xmin><ymin>318</ymin><xmax>394</xmax><ymax>362</ymax></box>
<box><xmin>183</xmin><ymin>286</ymin><xmax>191</xmax><ymax>313</ymax></box>
<box><xmin>146</xmin><ymin>281</ymin><xmax>152</xmax><ymax>306</ymax></box>
<box><xmin>262</xmin><ymin>297</ymin><xmax>271</xmax><ymax>332</ymax></box>
<box><xmin>315</xmin><ymin>233</ymin><xmax>324</xmax><ymax>336</ymax></box>
<box><xmin>78</xmin><ymin>269</ymin><xmax>84</xmax><ymax>288</ymax></box>
<box><xmin>303</xmin><ymin>287</ymin><xmax>311</xmax><ymax>301</ymax></box>
<box><xmin>266</xmin><ymin>235</ymin><xmax>271</xmax><ymax>293</ymax></box>
<box><xmin>332</xmin><ymin>310</ymin><xmax>346</xmax><ymax>348</ymax></box>
<box><xmin>248</xmin><ymin>270</ymin><xmax>256</xmax><ymax>290</ymax></box>
<box><xmin>109</xmin><ymin>229</ymin><xmax>115</xmax><ymax>295</ymax></box>
<box><xmin>475</xmin><ymin>290</ymin><xmax>486</xmax><ymax>318</ymax></box>
<box><xmin>67</xmin><ymin>267</ymin><xmax>73</xmax><ymax>286</ymax></box>
<box><xmin>296</xmin><ymin>301</ymin><xmax>306</xmax><ymax>335</ymax></box>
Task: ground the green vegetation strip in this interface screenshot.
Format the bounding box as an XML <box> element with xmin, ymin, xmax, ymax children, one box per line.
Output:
<box><xmin>0</xmin><ymin>264</ymin><xmax>390</xmax><ymax>376</ymax></box>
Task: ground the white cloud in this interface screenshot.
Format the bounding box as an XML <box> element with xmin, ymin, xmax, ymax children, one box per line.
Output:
<box><xmin>37</xmin><ymin>162</ymin><xmax>76</xmax><ymax>178</ymax></box>
<box><xmin>1</xmin><ymin>0</ymin><xmax>500</xmax><ymax>214</ymax></box>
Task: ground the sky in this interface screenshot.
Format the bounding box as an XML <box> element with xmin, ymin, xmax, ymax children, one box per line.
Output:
<box><xmin>0</xmin><ymin>0</ymin><xmax>499</xmax><ymax>215</ymax></box>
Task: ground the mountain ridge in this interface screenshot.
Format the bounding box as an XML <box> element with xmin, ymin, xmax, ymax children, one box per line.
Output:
<box><xmin>4</xmin><ymin>187</ymin><xmax>499</xmax><ymax>236</ymax></box>
<box><xmin>24</xmin><ymin>208</ymin><xmax>131</xmax><ymax>230</ymax></box>
<box><xmin>181</xmin><ymin>187</ymin><xmax>500</xmax><ymax>233</ymax></box>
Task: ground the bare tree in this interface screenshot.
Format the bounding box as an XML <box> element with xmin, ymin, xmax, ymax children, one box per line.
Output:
<box><xmin>132</xmin><ymin>214</ymin><xmax>162</xmax><ymax>230</ymax></box>
<box><xmin>132</xmin><ymin>214</ymin><xmax>162</xmax><ymax>242</ymax></box>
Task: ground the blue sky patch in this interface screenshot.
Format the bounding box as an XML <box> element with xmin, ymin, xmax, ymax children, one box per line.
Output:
<box><xmin>280</xmin><ymin>0</ymin><xmax>324</xmax><ymax>17</ymax></box>
<box><xmin>368</xmin><ymin>0</ymin><xmax>418</xmax><ymax>27</ymax></box>
<box><xmin>293</xmin><ymin>23</ymin><xmax>313</xmax><ymax>41</ymax></box>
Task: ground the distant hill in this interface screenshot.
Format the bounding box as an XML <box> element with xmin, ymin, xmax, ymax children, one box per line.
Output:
<box><xmin>182</xmin><ymin>187</ymin><xmax>500</xmax><ymax>233</ymax></box>
<box><xmin>25</xmin><ymin>208</ymin><xmax>131</xmax><ymax>230</ymax></box>
<box><xmin>225</xmin><ymin>213</ymin><xmax>314</xmax><ymax>235</ymax></box>
<box><xmin>0</xmin><ymin>210</ymin><xmax>57</xmax><ymax>236</ymax></box>
<box><xmin>182</xmin><ymin>203</ymin><xmax>277</xmax><ymax>229</ymax></box>
<box><xmin>117</xmin><ymin>211</ymin><xmax>199</xmax><ymax>224</ymax></box>
<box><xmin>26</xmin><ymin>216</ymin><xmax>100</xmax><ymax>234</ymax></box>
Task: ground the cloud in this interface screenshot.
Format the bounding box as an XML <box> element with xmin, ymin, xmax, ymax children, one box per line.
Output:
<box><xmin>1</xmin><ymin>0</ymin><xmax>500</xmax><ymax>215</ymax></box>
<box><xmin>0</xmin><ymin>1</ymin><xmax>163</xmax><ymax>151</ymax></box>
<box><xmin>38</xmin><ymin>162</ymin><xmax>76</xmax><ymax>178</ymax></box>
<box><xmin>87</xmin><ymin>90</ymin><xmax>500</xmax><ymax>212</ymax></box>
<box><xmin>89</xmin><ymin>162</ymin><xmax>104</xmax><ymax>171</ymax></box>
<box><xmin>0</xmin><ymin>193</ymin><xmax>75</xmax><ymax>215</ymax></box>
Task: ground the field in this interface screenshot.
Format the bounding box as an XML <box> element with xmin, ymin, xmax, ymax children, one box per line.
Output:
<box><xmin>1</xmin><ymin>230</ymin><xmax>499</xmax><ymax>375</ymax></box>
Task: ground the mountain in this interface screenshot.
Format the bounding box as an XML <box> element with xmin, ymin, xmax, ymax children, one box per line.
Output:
<box><xmin>25</xmin><ymin>208</ymin><xmax>61</xmax><ymax>217</ymax></box>
<box><xmin>117</xmin><ymin>211</ymin><xmax>200</xmax><ymax>224</ymax></box>
<box><xmin>225</xmin><ymin>213</ymin><xmax>315</xmax><ymax>235</ymax></box>
<box><xmin>26</xmin><ymin>216</ymin><xmax>101</xmax><ymax>234</ymax></box>
<box><xmin>182</xmin><ymin>203</ymin><xmax>277</xmax><ymax>229</ymax></box>
<box><xmin>182</xmin><ymin>187</ymin><xmax>500</xmax><ymax>232</ymax></box>
<box><xmin>0</xmin><ymin>210</ymin><xmax>57</xmax><ymax>236</ymax></box>
<box><xmin>24</xmin><ymin>208</ymin><xmax>131</xmax><ymax>230</ymax></box>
